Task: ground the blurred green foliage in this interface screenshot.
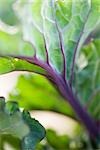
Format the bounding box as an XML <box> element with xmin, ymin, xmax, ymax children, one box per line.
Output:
<box><xmin>0</xmin><ymin>0</ymin><xmax>18</xmax><ymax>25</ymax></box>
<box><xmin>75</xmin><ymin>40</ymin><xmax>100</xmax><ymax>120</ymax></box>
<box><xmin>9</xmin><ymin>74</ymin><xmax>75</xmax><ymax>119</ymax></box>
<box><xmin>0</xmin><ymin>0</ymin><xmax>100</xmax><ymax>149</ymax></box>
<box><xmin>1</xmin><ymin>128</ymin><xmax>95</xmax><ymax>150</ymax></box>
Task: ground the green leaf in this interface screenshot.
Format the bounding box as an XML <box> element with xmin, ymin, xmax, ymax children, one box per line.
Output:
<box><xmin>0</xmin><ymin>57</ymin><xmax>46</xmax><ymax>75</ymax></box>
<box><xmin>46</xmin><ymin>129</ymin><xmax>70</xmax><ymax>150</ymax></box>
<box><xmin>0</xmin><ymin>30</ymin><xmax>34</xmax><ymax>56</ymax></box>
<box><xmin>9</xmin><ymin>74</ymin><xmax>75</xmax><ymax>119</ymax></box>
<box><xmin>13</xmin><ymin>0</ymin><xmax>100</xmax><ymax>78</ymax></box>
<box><xmin>0</xmin><ymin>30</ymin><xmax>46</xmax><ymax>75</ymax></box>
<box><xmin>0</xmin><ymin>0</ymin><xmax>99</xmax><ymax>79</ymax></box>
<box><xmin>0</xmin><ymin>97</ymin><xmax>45</xmax><ymax>150</ymax></box>
<box><xmin>0</xmin><ymin>135</ymin><xmax>21</xmax><ymax>150</ymax></box>
<box><xmin>75</xmin><ymin>40</ymin><xmax>100</xmax><ymax>120</ymax></box>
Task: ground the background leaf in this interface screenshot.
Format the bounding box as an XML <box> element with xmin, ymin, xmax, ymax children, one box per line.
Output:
<box><xmin>0</xmin><ymin>0</ymin><xmax>18</xmax><ymax>26</ymax></box>
<box><xmin>9</xmin><ymin>74</ymin><xmax>75</xmax><ymax>119</ymax></box>
<box><xmin>75</xmin><ymin>40</ymin><xmax>100</xmax><ymax>120</ymax></box>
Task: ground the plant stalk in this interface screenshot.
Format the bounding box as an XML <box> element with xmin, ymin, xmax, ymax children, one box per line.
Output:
<box><xmin>55</xmin><ymin>75</ymin><xmax>99</xmax><ymax>139</ymax></box>
<box><xmin>13</xmin><ymin>56</ymin><xmax>99</xmax><ymax>140</ymax></box>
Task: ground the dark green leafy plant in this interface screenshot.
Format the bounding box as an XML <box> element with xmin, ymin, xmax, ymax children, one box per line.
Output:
<box><xmin>0</xmin><ymin>97</ymin><xmax>45</xmax><ymax>150</ymax></box>
<box><xmin>0</xmin><ymin>0</ymin><xmax>100</xmax><ymax>149</ymax></box>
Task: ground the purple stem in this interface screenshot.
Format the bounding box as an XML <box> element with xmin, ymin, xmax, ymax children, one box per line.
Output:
<box><xmin>69</xmin><ymin>10</ymin><xmax>91</xmax><ymax>87</ymax></box>
<box><xmin>57</xmin><ymin>26</ymin><xmax>66</xmax><ymax>80</ymax></box>
<box><xmin>29</xmin><ymin>56</ymin><xmax>99</xmax><ymax>138</ymax></box>
<box><xmin>42</xmin><ymin>33</ymin><xmax>49</xmax><ymax>65</ymax></box>
<box><xmin>52</xmin><ymin>0</ymin><xmax>66</xmax><ymax>80</ymax></box>
<box><xmin>45</xmin><ymin>70</ymin><xmax>98</xmax><ymax>137</ymax></box>
<box><xmin>69</xmin><ymin>31</ymin><xmax>83</xmax><ymax>87</ymax></box>
<box><xmin>4</xmin><ymin>55</ymin><xmax>99</xmax><ymax>139</ymax></box>
<box><xmin>53</xmin><ymin>75</ymin><xmax>99</xmax><ymax>139</ymax></box>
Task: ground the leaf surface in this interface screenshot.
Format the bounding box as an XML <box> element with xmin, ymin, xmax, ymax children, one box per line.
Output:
<box><xmin>0</xmin><ymin>0</ymin><xmax>99</xmax><ymax>80</ymax></box>
<box><xmin>13</xmin><ymin>0</ymin><xmax>100</xmax><ymax>79</ymax></box>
